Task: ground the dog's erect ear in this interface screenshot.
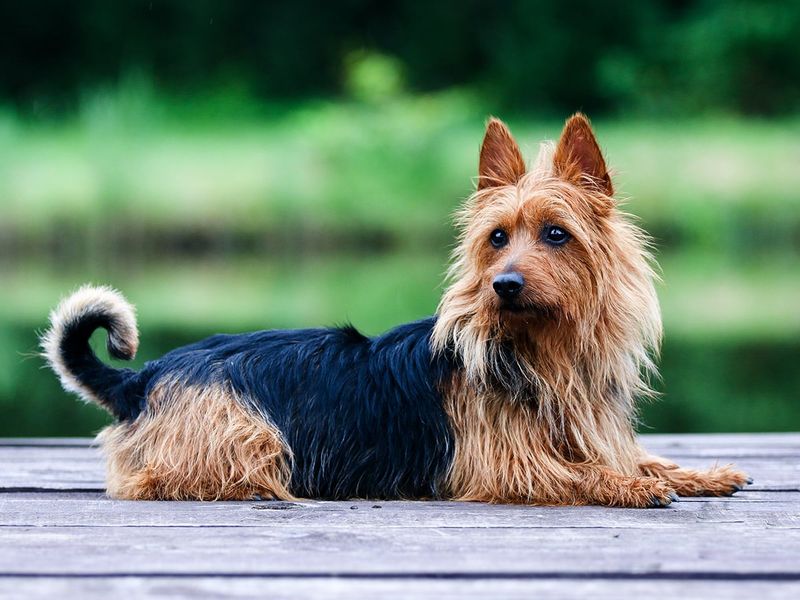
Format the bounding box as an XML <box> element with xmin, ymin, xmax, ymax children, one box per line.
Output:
<box><xmin>553</xmin><ymin>113</ymin><xmax>613</xmax><ymax>196</ymax></box>
<box><xmin>478</xmin><ymin>118</ymin><xmax>526</xmax><ymax>190</ymax></box>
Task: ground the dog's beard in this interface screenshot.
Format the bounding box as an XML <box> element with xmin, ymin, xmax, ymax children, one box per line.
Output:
<box><xmin>480</xmin><ymin>301</ymin><xmax>566</xmax><ymax>403</ymax></box>
<box><xmin>481</xmin><ymin>338</ymin><xmax>540</xmax><ymax>403</ymax></box>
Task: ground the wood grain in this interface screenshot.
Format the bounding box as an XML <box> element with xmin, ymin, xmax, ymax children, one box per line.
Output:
<box><xmin>0</xmin><ymin>493</ymin><xmax>798</xmax><ymax>528</ymax></box>
<box><xmin>1</xmin><ymin>577</ymin><xmax>799</xmax><ymax>600</ymax></box>
<box><xmin>0</xmin><ymin>434</ymin><xmax>797</xmax><ymax>599</ymax></box>
<box><xmin>2</xmin><ymin>524</ymin><xmax>799</xmax><ymax>576</ymax></box>
<box><xmin>2</xmin><ymin>439</ymin><xmax>798</xmax><ymax>491</ymax></box>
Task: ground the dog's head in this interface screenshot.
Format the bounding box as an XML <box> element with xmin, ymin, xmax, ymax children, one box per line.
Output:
<box><xmin>433</xmin><ymin>114</ymin><xmax>661</xmax><ymax>392</ymax></box>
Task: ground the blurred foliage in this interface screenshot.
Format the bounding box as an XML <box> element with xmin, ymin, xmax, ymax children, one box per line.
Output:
<box><xmin>2</xmin><ymin>86</ymin><xmax>799</xmax><ymax>250</ymax></box>
<box><xmin>344</xmin><ymin>52</ymin><xmax>406</xmax><ymax>104</ymax></box>
<box><xmin>0</xmin><ymin>90</ymin><xmax>798</xmax><ymax>435</ymax></box>
<box><xmin>0</xmin><ymin>0</ymin><xmax>798</xmax><ymax>436</ymax></box>
<box><xmin>2</xmin><ymin>0</ymin><xmax>800</xmax><ymax>116</ymax></box>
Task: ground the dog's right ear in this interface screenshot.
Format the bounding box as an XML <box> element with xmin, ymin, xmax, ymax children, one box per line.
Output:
<box><xmin>478</xmin><ymin>118</ymin><xmax>526</xmax><ymax>190</ymax></box>
<box><xmin>553</xmin><ymin>113</ymin><xmax>613</xmax><ymax>197</ymax></box>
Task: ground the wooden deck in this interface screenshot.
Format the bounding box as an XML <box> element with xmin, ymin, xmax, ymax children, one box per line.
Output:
<box><xmin>0</xmin><ymin>434</ymin><xmax>798</xmax><ymax>599</ymax></box>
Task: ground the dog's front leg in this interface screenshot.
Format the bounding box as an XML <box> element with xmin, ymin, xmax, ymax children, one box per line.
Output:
<box><xmin>638</xmin><ymin>455</ymin><xmax>751</xmax><ymax>497</ymax></box>
<box><xmin>569</xmin><ymin>464</ymin><xmax>678</xmax><ymax>508</ymax></box>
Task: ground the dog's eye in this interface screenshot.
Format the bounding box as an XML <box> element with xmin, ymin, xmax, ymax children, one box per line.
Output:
<box><xmin>489</xmin><ymin>229</ymin><xmax>508</xmax><ymax>248</ymax></box>
<box><xmin>543</xmin><ymin>225</ymin><xmax>570</xmax><ymax>246</ymax></box>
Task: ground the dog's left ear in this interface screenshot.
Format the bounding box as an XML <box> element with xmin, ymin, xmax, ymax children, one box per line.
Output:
<box><xmin>553</xmin><ymin>113</ymin><xmax>613</xmax><ymax>197</ymax></box>
<box><xmin>478</xmin><ymin>117</ymin><xmax>526</xmax><ymax>190</ymax></box>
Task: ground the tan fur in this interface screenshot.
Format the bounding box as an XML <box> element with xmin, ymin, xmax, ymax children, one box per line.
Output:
<box><xmin>434</xmin><ymin>114</ymin><xmax>748</xmax><ymax>507</ymax></box>
<box><xmin>442</xmin><ymin>375</ymin><xmax>660</xmax><ymax>505</ymax></box>
<box><xmin>99</xmin><ymin>379</ymin><xmax>294</xmax><ymax>501</ymax></box>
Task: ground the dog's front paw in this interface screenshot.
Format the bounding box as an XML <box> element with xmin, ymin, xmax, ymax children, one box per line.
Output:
<box><xmin>674</xmin><ymin>465</ymin><xmax>752</xmax><ymax>497</ymax></box>
<box><xmin>607</xmin><ymin>477</ymin><xmax>677</xmax><ymax>508</ymax></box>
<box><xmin>650</xmin><ymin>490</ymin><xmax>680</xmax><ymax>508</ymax></box>
<box><xmin>706</xmin><ymin>466</ymin><xmax>752</xmax><ymax>496</ymax></box>
<box><xmin>643</xmin><ymin>480</ymin><xmax>679</xmax><ymax>508</ymax></box>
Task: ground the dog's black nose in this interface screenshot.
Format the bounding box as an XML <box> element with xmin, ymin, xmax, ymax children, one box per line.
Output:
<box><xmin>493</xmin><ymin>272</ymin><xmax>524</xmax><ymax>300</ymax></box>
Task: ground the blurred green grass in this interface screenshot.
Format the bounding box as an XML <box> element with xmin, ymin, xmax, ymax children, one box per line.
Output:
<box><xmin>0</xmin><ymin>88</ymin><xmax>798</xmax><ymax>435</ymax></box>
<box><xmin>2</xmin><ymin>90</ymin><xmax>799</xmax><ymax>246</ymax></box>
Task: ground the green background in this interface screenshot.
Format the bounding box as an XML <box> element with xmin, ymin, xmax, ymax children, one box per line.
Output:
<box><xmin>0</xmin><ymin>0</ymin><xmax>798</xmax><ymax>436</ymax></box>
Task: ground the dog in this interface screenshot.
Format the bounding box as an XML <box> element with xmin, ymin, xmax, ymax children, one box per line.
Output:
<box><xmin>42</xmin><ymin>113</ymin><xmax>750</xmax><ymax>505</ymax></box>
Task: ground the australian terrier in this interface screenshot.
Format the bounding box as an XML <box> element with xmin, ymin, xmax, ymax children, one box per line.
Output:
<box><xmin>43</xmin><ymin>113</ymin><xmax>750</xmax><ymax>506</ymax></box>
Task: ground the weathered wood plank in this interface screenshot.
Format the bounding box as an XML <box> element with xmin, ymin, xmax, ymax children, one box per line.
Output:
<box><xmin>0</xmin><ymin>493</ymin><xmax>798</xmax><ymax>529</ymax></box>
<box><xmin>14</xmin><ymin>489</ymin><xmax>796</xmax><ymax>503</ymax></box>
<box><xmin>0</xmin><ymin>447</ymin><xmax>105</xmax><ymax>490</ymax></box>
<box><xmin>1</xmin><ymin>439</ymin><xmax>797</xmax><ymax>491</ymax></box>
<box><xmin>0</xmin><ymin>433</ymin><xmax>797</xmax><ymax>598</ymax></box>
<box><xmin>0</xmin><ymin>525</ymin><xmax>798</xmax><ymax>576</ymax></box>
<box><xmin>0</xmin><ymin>438</ymin><xmax>94</xmax><ymax>448</ymax></box>
<box><xmin>3</xmin><ymin>432</ymin><xmax>798</xmax><ymax>449</ymax></box>
<box><xmin>641</xmin><ymin>433</ymin><xmax>800</xmax><ymax>459</ymax></box>
<box><xmin>1</xmin><ymin>577</ymin><xmax>799</xmax><ymax>600</ymax></box>
<box><xmin>642</xmin><ymin>433</ymin><xmax>800</xmax><ymax>447</ymax></box>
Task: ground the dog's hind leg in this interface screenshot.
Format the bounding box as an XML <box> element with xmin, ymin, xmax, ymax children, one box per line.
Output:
<box><xmin>98</xmin><ymin>379</ymin><xmax>295</xmax><ymax>501</ymax></box>
<box><xmin>638</xmin><ymin>455</ymin><xmax>751</xmax><ymax>497</ymax></box>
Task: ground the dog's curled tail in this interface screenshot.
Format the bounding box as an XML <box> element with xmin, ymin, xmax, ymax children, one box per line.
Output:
<box><xmin>41</xmin><ymin>285</ymin><xmax>142</xmax><ymax>420</ymax></box>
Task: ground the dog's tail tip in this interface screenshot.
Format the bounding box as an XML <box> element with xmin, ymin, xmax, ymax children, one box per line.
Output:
<box><xmin>41</xmin><ymin>285</ymin><xmax>139</xmax><ymax>411</ymax></box>
<box><xmin>44</xmin><ymin>284</ymin><xmax>139</xmax><ymax>360</ymax></box>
